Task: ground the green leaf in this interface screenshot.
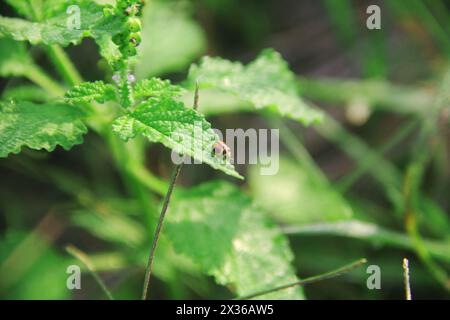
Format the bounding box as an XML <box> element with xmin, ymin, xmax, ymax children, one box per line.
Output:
<box><xmin>187</xmin><ymin>49</ymin><xmax>323</xmax><ymax>125</ymax></box>
<box><xmin>65</xmin><ymin>81</ymin><xmax>117</xmax><ymax>104</ymax></box>
<box><xmin>133</xmin><ymin>78</ymin><xmax>186</xmax><ymax>100</ymax></box>
<box><xmin>0</xmin><ymin>37</ymin><xmax>33</xmax><ymax>77</ymax></box>
<box><xmin>249</xmin><ymin>157</ymin><xmax>353</xmax><ymax>224</ymax></box>
<box><xmin>5</xmin><ymin>0</ymin><xmax>68</xmax><ymax>21</ymax></box>
<box><xmin>0</xmin><ymin>100</ymin><xmax>87</xmax><ymax>157</ymax></box>
<box><xmin>136</xmin><ymin>1</ymin><xmax>206</xmax><ymax>78</ymax></box>
<box><xmin>0</xmin><ymin>1</ymin><xmax>125</xmax><ymax>63</ymax></box>
<box><xmin>166</xmin><ymin>181</ymin><xmax>304</xmax><ymax>299</ymax></box>
<box><xmin>112</xmin><ymin>97</ymin><xmax>242</xmax><ymax>179</ymax></box>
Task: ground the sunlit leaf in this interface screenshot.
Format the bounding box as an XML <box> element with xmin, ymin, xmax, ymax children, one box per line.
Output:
<box><xmin>166</xmin><ymin>181</ymin><xmax>304</xmax><ymax>299</ymax></box>
<box><xmin>187</xmin><ymin>49</ymin><xmax>323</xmax><ymax>125</ymax></box>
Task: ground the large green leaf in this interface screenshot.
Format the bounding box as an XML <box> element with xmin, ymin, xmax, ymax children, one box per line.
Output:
<box><xmin>5</xmin><ymin>0</ymin><xmax>68</xmax><ymax>21</ymax></box>
<box><xmin>136</xmin><ymin>1</ymin><xmax>206</xmax><ymax>78</ymax></box>
<box><xmin>166</xmin><ymin>181</ymin><xmax>304</xmax><ymax>299</ymax></box>
<box><xmin>249</xmin><ymin>157</ymin><xmax>353</xmax><ymax>224</ymax></box>
<box><xmin>187</xmin><ymin>49</ymin><xmax>323</xmax><ymax>125</ymax></box>
<box><xmin>0</xmin><ymin>100</ymin><xmax>87</xmax><ymax>157</ymax></box>
<box><xmin>0</xmin><ymin>1</ymin><xmax>124</xmax><ymax>63</ymax></box>
<box><xmin>112</xmin><ymin>95</ymin><xmax>242</xmax><ymax>179</ymax></box>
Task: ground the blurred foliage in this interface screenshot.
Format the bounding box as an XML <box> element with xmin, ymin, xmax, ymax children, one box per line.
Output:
<box><xmin>0</xmin><ymin>0</ymin><xmax>449</xmax><ymax>300</ymax></box>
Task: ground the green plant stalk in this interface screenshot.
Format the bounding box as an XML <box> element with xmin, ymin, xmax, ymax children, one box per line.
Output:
<box><xmin>297</xmin><ymin>77</ymin><xmax>434</xmax><ymax>115</ymax></box>
<box><xmin>66</xmin><ymin>245</ymin><xmax>115</xmax><ymax>300</ymax></box>
<box><xmin>46</xmin><ymin>45</ymin><xmax>83</xmax><ymax>86</ymax></box>
<box><xmin>23</xmin><ymin>64</ymin><xmax>65</xmax><ymax>97</ymax></box>
<box><xmin>282</xmin><ymin>220</ymin><xmax>450</xmax><ymax>263</ymax></box>
<box><xmin>235</xmin><ymin>258</ymin><xmax>367</xmax><ymax>300</ymax></box>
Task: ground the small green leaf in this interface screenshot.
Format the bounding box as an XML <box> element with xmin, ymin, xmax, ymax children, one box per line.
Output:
<box><xmin>0</xmin><ymin>100</ymin><xmax>87</xmax><ymax>157</ymax></box>
<box><xmin>65</xmin><ymin>81</ymin><xmax>117</xmax><ymax>104</ymax></box>
<box><xmin>188</xmin><ymin>49</ymin><xmax>323</xmax><ymax>125</ymax></box>
<box><xmin>250</xmin><ymin>157</ymin><xmax>353</xmax><ymax>224</ymax></box>
<box><xmin>136</xmin><ymin>1</ymin><xmax>206</xmax><ymax>78</ymax></box>
<box><xmin>166</xmin><ymin>181</ymin><xmax>304</xmax><ymax>299</ymax></box>
<box><xmin>112</xmin><ymin>97</ymin><xmax>242</xmax><ymax>179</ymax></box>
<box><xmin>0</xmin><ymin>37</ymin><xmax>33</xmax><ymax>77</ymax></box>
<box><xmin>133</xmin><ymin>78</ymin><xmax>186</xmax><ymax>100</ymax></box>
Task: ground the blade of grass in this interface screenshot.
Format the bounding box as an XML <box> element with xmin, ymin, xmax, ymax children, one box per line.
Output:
<box><xmin>403</xmin><ymin>258</ymin><xmax>412</xmax><ymax>300</ymax></box>
<box><xmin>235</xmin><ymin>258</ymin><xmax>367</xmax><ymax>300</ymax></box>
<box><xmin>66</xmin><ymin>245</ymin><xmax>115</xmax><ymax>300</ymax></box>
<box><xmin>337</xmin><ymin>119</ymin><xmax>419</xmax><ymax>192</ymax></box>
<box><xmin>282</xmin><ymin>220</ymin><xmax>450</xmax><ymax>264</ymax></box>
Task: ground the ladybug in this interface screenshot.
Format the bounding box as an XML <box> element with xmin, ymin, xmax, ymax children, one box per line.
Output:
<box><xmin>212</xmin><ymin>140</ymin><xmax>231</xmax><ymax>159</ymax></box>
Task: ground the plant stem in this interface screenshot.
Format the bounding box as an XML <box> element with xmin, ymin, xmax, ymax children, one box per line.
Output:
<box><xmin>235</xmin><ymin>258</ymin><xmax>367</xmax><ymax>300</ymax></box>
<box><xmin>141</xmin><ymin>164</ymin><xmax>183</xmax><ymax>300</ymax></box>
<box><xmin>24</xmin><ymin>65</ymin><xmax>65</xmax><ymax>97</ymax></box>
<box><xmin>403</xmin><ymin>258</ymin><xmax>412</xmax><ymax>300</ymax></box>
<box><xmin>282</xmin><ymin>220</ymin><xmax>450</xmax><ymax>263</ymax></box>
<box><xmin>141</xmin><ymin>84</ymin><xmax>200</xmax><ymax>300</ymax></box>
<box><xmin>297</xmin><ymin>77</ymin><xmax>434</xmax><ymax>115</ymax></box>
<box><xmin>46</xmin><ymin>45</ymin><xmax>83</xmax><ymax>86</ymax></box>
<box><xmin>66</xmin><ymin>245</ymin><xmax>114</xmax><ymax>300</ymax></box>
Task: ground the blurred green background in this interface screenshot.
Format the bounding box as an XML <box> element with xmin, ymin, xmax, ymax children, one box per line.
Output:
<box><xmin>0</xmin><ymin>0</ymin><xmax>449</xmax><ymax>299</ymax></box>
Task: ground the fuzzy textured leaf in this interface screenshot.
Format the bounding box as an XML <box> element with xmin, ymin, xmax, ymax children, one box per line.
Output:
<box><xmin>112</xmin><ymin>97</ymin><xmax>242</xmax><ymax>179</ymax></box>
<box><xmin>166</xmin><ymin>181</ymin><xmax>304</xmax><ymax>299</ymax></box>
<box><xmin>0</xmin><ymin>100</ymin><xmax>87</xmax><ymax>157</ymax></box>
<box><xmin>188</xmin><ymin>49</ymin><xmax>323</xmax><ymax>125</ymax></box>
<box><xmin>133</xmin><ymin>78</ymin><xmax>186</xmax><ymax>100</ymax></box>
<box><xmin>65</xmin><ymin>81</ymin><xmax>117</xmax><ymax>104</ymax></box>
